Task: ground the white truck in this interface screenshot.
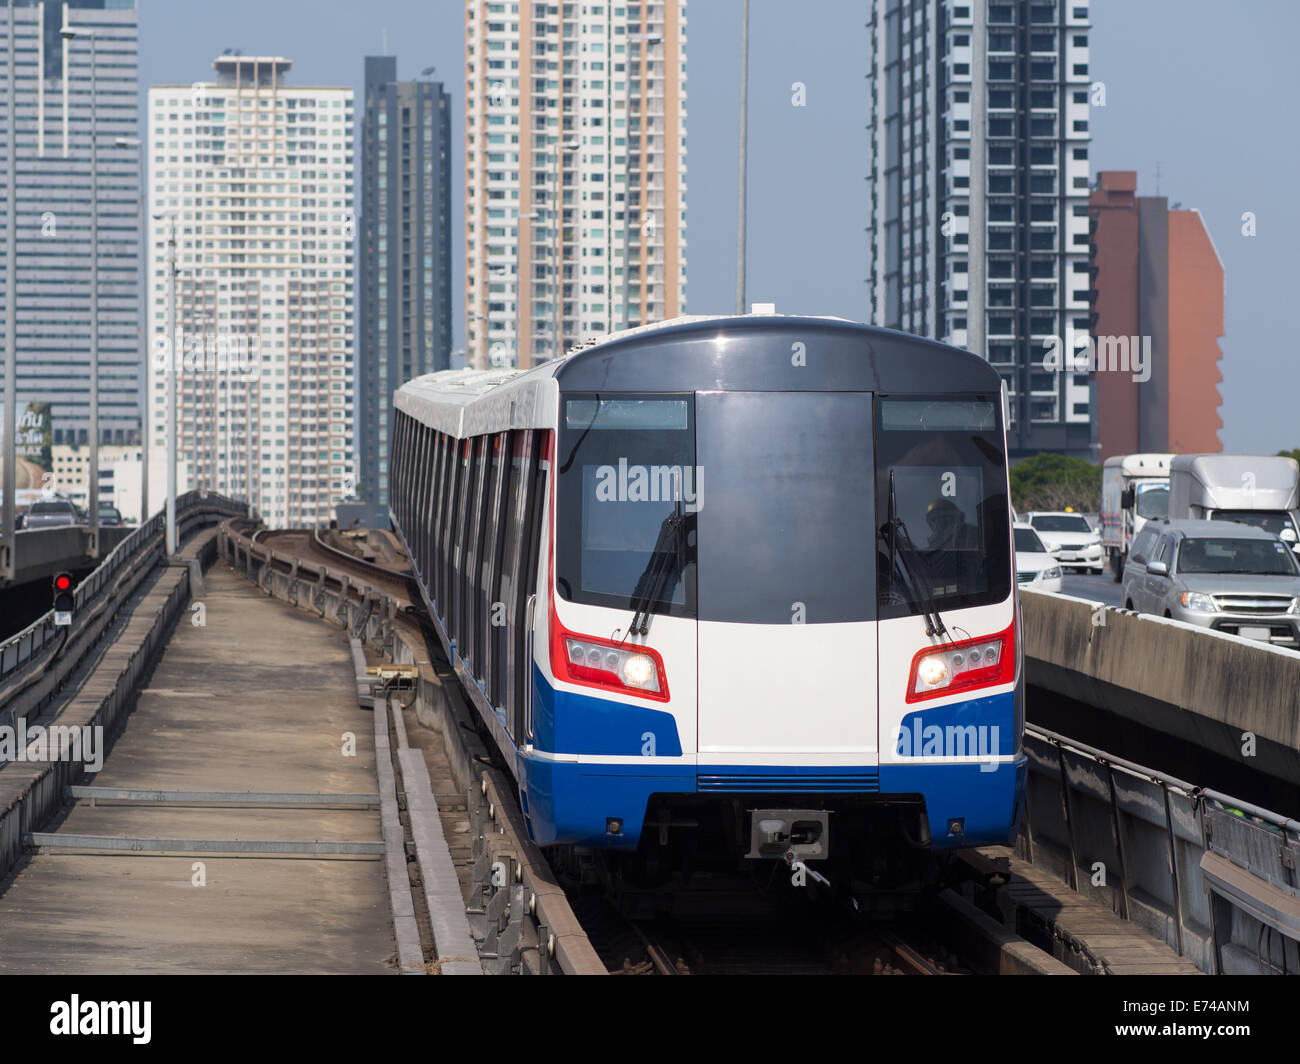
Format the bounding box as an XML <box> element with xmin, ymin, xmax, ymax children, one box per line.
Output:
<box><xmin>1168</xmin><ymin>453</ymin><xmax>1300</xmax><ymax>544</ymax></box>
<box><xmin>1101</xmin><ymin>453</ymin><xmax>1173</xmax><ymax>581</ymax></box>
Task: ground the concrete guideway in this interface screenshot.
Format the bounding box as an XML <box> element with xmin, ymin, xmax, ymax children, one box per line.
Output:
<box><xmin>1022</xmin><ymin>589</ymin><xmax>1300</xmax><ymax>786</ymax></box>
<box><xmin>0</xmin><ymin>564</ymin><xmax>397</xmax><ymax>974</ymax></box>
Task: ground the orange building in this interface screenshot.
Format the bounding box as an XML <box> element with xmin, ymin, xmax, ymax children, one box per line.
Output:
<box><xmin>1089</xmin><ymin>171</ymin><xmax>1223</xmax><ymax>462</ymax></box>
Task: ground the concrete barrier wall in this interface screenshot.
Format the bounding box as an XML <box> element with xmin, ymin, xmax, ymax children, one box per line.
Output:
<box><xmin>1021</xmin><ymin>590</ymin><xmax>1300</xmax><ymax>786</ymax></box>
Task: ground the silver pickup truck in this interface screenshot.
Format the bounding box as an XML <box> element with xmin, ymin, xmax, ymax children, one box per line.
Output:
<box><xmin>1122</xmin><ymin>519</ymin><xmax>1300</xmax><ymax>648</ymax></box>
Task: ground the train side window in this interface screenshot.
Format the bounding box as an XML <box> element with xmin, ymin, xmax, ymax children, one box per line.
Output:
<box><xmin>391</xmin><ymin>414</ymin><xmax>403</xmax><ymax>530</ymax></box>
<box><xmin>391</xmin><ymin>413</ymin><xmax>405</xmax><ymax>532</ymax></box>
<box><xmin>419</xmin><ymin>423</ymin><xmax>433</xmax><ymax>579</ymax></box>
<box><xmin>480</xmin><ymin>432</ymin><xmax>509</xmax><ymax>705</ymax></box>
<box><xmin>492</xmin><ymin>431</ymin><xmax>518</xmax><ymax>718</ymax></box>
<box><xmin>499</xmin><ymin>431</ymin><xmax>533</xmax><ymax>740</ymax></box>
<box><xmin>423</xmin><ymin>424</ymin><xmax>437</xmax><ymax>582</ymax></box>
<box><xmin>436</xmin><ymin>433</ymin><xmax>450</xmax><ymax>597</ymax></box>
<box><xmin>439</xmin><ymin>437</ymin><xmax>461</xmax><ymax>627</ymax></box>
<box><xmin>452</xmin><ymin>439</ymin><xmax>473</xmax><ymax>642</ymax></box>
<box><xmin>430</xmin><ymin>432</ymin><xmax>448</xmax><ymax>606</ymax></box>
<box><xmin>411</xmin><ymin>422</ymin><xmax>425</xmax><ymax>579</ymax></box>
<box><xmin>464</xmin><ymin>436</ymin><xmax>489</xmax><ymax>675</ymax></box>
<box><xmin>513</xmin><ymin>431</ymin><xmax>547</xmax><ymax>740</ymax></box>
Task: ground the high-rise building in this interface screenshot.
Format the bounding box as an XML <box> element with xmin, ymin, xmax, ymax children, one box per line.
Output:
<box><xmin>147</xmin><ymin>55</ymin><xmax>355</xmax><ymax>529</ymax></box>
<box><xmin>1089</xmin><ymin>170</ymin><xmax>1223</xmax><ymax>461</ymax></box>
<box><xmin>867</xmin><ymin>0</ymin><xmax>1094</xmax><ymax>459</ymax></box>
<box><xmin>358</xmin><ymin>57</ymin><xmax>451</xmax><ymax>521</ymax></box>
<box><xmin>464</xmin><ymin>0</ymin><xmax>688</xmax><ymax>370</ymax></box>
<box><xmin>0</xmin><ymin>0</ymin><xmax>141</xmax><ymax>448</ymax></box>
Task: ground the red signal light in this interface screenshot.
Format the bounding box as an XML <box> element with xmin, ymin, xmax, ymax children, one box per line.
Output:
<box><xmin>55</xmin><ymin>573</ymin><xmax>72</xmax><ymax>591</ymax></box>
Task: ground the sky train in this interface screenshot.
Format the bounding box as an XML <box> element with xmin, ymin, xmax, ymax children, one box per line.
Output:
<box><xmin>389</xmin><ymin>314</ymin><xmax>1025</xmax><ymax>888</ymax></box>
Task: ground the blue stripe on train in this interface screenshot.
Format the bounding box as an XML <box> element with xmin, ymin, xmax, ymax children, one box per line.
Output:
<box><xmin>518</xmin><ymin>753</ymin><xmax>1026</xmax><ymax>851</ymax></box>
<box><xmin>895</xmin><ymin>691</ymin><xmax>1017</xmax><ymax>757</ymax></box>
<box><xmin>531</xmin><ymin>663</ymin><xmax>683</xmax><ymax>757</ymax></box>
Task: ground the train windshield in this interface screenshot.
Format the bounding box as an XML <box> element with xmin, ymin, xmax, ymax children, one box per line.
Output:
<box><xmin>556</xmin><ymin>395</ymin><xmax>697</xmax><ymax>617</ymax></box>
<box><xmin>875</xmin><ymin>397</ymin><xmax>1011</xmax><ymax>618</ymax></box>
<box><xmin>558</xmin><ymin>391</ymin><xmax>1011</xmax><ymax>624</ymax></box>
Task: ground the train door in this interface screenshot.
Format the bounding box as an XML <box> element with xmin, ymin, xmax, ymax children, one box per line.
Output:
<box><xmin>694</xmin><ymin>391</ymin><xmax>879</xmax><ymax>769</ymax></box>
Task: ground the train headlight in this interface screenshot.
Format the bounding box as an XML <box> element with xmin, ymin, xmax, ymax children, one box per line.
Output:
<box><xmin>562</xmin><ymin>636</ymin><xmax>662</xmax><ymax>695</ymax></box>
<box><xmin>907</xmin><ymin>624</ymin><xmax>1015</xmax><ymax>702</ymax></box>
<box><xmin>620</xmin><ymin>653</ymin><xmax>657</xmax><ymax>689</ymax></box>
<box><xmin>917</xmin><ymin>656</ymin><xmax>950</xmax><ymax>688</ymax></box>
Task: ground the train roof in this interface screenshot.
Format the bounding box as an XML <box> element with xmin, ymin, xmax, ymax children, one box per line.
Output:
<box><xmin>397</xmin><ymin>314</ymin><xmax>1002</xmax><ymax>411</ymax></box>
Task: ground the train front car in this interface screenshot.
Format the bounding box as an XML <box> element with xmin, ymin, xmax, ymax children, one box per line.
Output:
<box><xmin>529</xmin><ymin>315</ymin><xmax>1025</xmax><ymax>890</ymax></box>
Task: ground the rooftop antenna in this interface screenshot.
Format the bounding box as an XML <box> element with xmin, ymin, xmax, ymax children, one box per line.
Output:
<box><xmin>381</xmin><ymin>27</ymin><xmax>388</xmax><ymax>53</ymax></box>
<box><xmin>1155</xmin><ymin>160</ymin><xmax>1161</xmax><ymax>196</ymax></box>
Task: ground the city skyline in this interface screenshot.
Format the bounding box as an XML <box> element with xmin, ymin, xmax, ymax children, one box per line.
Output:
<box><xmin>123</xmin><ymin>0</ymin><xmax>1297</xmax><ymax>457</ymax></box>
<box><xmin>0</xmin><ymin>0</ymin><xmax>1290</xmax><ymax>503</ymax></box>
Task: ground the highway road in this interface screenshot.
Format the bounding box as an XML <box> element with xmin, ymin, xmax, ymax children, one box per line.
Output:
<box><xmin>1059</xmin><ymin>570</ymin><xmax>1125</xmax><ymax>607</ymax></box>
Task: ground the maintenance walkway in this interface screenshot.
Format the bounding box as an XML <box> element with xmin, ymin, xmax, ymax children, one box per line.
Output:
<box><xmin>0</xmin><ymin>565</ymin><xmax>395</xmax><ymax>974</ymax></box>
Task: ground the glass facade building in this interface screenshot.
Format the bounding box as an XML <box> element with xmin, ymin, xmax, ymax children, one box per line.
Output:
<box><xmin>358</xmin><ymin>56</ymin><xmax>451</xmax><ymax>519</ymax></box>
<box><xmin>868</xmin><ymin>0</ymin><xmax>1096</xmax><ymax>459</ymax></box>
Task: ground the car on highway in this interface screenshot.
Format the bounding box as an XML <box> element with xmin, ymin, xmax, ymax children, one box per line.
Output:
<box><xmin>1013</xmin><ymin>523</ymin><xmax>1063</xmax><ymax>593</ymax></box>
<box><xmin>20</xmin><ymin>497</ymin><xmax>81</xmax><ymax>529</ymax></box>
<box><xmin>97</xmin><ymin>503</ymin><xmax>124</xmax><ymax>527</ymax></box>
<box><xmin>1121</xmin><ymin>520</ymin><xmax>1300</xmax><ymax>649</ymax></box>
<box><xmin>1022</xmin><ymin>510</ymin><xmax>1105</xmax><ymax>575</ymax></box>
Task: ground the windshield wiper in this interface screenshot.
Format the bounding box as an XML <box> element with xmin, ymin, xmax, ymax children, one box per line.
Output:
<box><xmin>625</xmin><ymin>506</ymin><xmax>685</xmax><ymax>638</ymax></box>
<box><xmin>879</xmin><ymin>471</ymin><xmax>949</xmax><ymax>639</ymax></box>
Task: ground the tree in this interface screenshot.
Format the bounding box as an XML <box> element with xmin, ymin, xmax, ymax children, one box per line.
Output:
<box><xmin>1010</xmin><ymin>453</ymin><xmax>1101</xmax><ymax>513</ymax></box>
<box><xmin>1276</xmin><ymin>449</ymin><xmax>1300</xmax><ymax>464</ymax></box>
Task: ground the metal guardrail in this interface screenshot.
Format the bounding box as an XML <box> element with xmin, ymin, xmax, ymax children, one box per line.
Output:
<box><xmin>1021</xmin><ymin>725</ymin><xmax>1300</xmax><ymax>975</ymax></box>
<box><xmin>0</xmin><ymin>491</ymin><xmax>247</xmax><ymax>682</ymax></box>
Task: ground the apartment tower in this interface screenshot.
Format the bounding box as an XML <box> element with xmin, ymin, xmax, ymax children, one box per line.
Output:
<box><xmin>147</xmin><ymin>55</ymin><xmax>354</xmax><ymax>529</ymax></box>
<box><xmin>867</xmin><ymin>0</ymin><xmax>1095</xmax><ymax>459</ymax></box>
<box><xmin>464</xmin><ymin>0</ymin><xmax>688</xmax><ymax>370</ymax></box>
<box><xmin>358</xmin><ymin>57</ymin><xmax>452</xmax><ymax>522</ymax></box>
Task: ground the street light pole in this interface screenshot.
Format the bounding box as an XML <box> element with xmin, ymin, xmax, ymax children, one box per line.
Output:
<box><xmin>3</xmin><ymin>0</ymin><xmax>17</xmax><ymax>580</ymax></box>
<box><xmin>162</xmin><ymin>214</ymin><xmax>177</xmax><ymax>554</ymax></box>
<box><xmin>736</xmin><ymin>0</ymin><xmax>749</xmax><ymax>315</ymax></box>
<box><xmin>115</xmin><ymin>135</ymin><xmax>145</xmax><ymax>522</ymax></box>
<box><xmin>62</xmin><ymin>22</ymin><xmax>98</xmax><ymax>552</ymax></box>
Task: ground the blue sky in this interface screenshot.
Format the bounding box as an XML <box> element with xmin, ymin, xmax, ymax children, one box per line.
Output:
<box><xmin>137</xmin><ymin>0</ymin><xmax>1298</xmax><ymax>455</ymax></box>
